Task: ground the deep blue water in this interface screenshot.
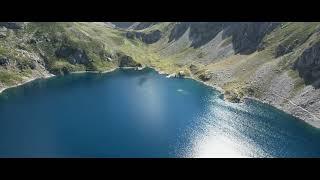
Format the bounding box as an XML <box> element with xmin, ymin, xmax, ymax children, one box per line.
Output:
<box><xmin>0</xmin><ymin>68</ymin><xmax>320</xmax><ymax>157</ymax></box>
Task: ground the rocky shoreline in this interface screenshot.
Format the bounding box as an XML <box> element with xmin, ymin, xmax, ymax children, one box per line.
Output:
<box><xmin>0</xmin><ymin>67</ymin><xmax>140</xmax><ymax>94</ymax></box>
<box><xmin>150</xmin><ymin>67</ymin><xmax>320</xmax><ymax>128</ymax></box>
<box><xmin>0</xmin><ymin>74</ymin><xmax>55</xmax><ymax>94</ymax></box>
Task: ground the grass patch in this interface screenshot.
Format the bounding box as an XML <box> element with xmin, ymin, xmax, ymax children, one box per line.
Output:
<box><xmin>0</xmin><ymin>70</ymin><xmax>23</xmax><ymax>86</ymax></box>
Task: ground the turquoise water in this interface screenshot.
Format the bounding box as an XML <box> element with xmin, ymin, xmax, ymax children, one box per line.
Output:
<box><xmin>0</xmin><ymin>68</ymin><xmax>320</xmax><ymax>157</ymax></box>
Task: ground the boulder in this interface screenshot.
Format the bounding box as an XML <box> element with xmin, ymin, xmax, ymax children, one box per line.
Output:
<box><xmin>0</xmin><ymin>56</ymin><xmax>10</xmax><ymax>66</ymax></box>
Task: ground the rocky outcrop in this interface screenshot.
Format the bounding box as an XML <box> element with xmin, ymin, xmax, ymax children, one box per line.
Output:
<box><xmin>198</xmin><ymin>72</ymin><xmax>212</xmax><ymax>82</ymax></box>
<box><xmin>275</xmin><ymin>39</ymin><xmax>304</xmax><ymax>57</ymax></box>
<box><xmin>16</xmin><ymin>61</ymin><xmax>37</xmax><ymax>70</ymax></box>
<box><xmin>55</xmin><ymin>46</ymin><xmax>90</xmax><ymax>65</ymax></box>
<box><xmin>275</xmin><ymin>40</ymin><xmax>299</xmax><ymax>58</ymax></box>
<box><xmin>177</xmin><ymin>71</ymin><xmax>185</xmax><ymax>77</ymax></box>
<box><xmin>0</xmin><ymin>56</ymin><xmax>15</xmax><ymax>70</ymax></box>
<box><xmin>165</xmin><ymin>71</ymin><xmax>186</xmax><ymax>78</ymax></box>
<box><xmin>224</xmin><ymin>90</ymin><xmax>241</xmax><ymax>103</ymax></box>
<box><xmin>126</xmin><ymin>30</ymin><xmax>162</xmax><ymax>44</ymax></box>
<box><xmin>189</xmin><ymin>64</ymin><xmax>199</xmax><ymax>73</ymax></box>
<box><xmin>275</xmin><ymin>44</ymin><xmax>290</xmax><ymax>57</ymax></box>
<box><xmin>117</xmin><ymin>53</ymin><xmax>141</xmax><ymax>67</ymax></box>
<box><xmin>294</xmin><ymin>42</ymin><xmax>320</xmax><ymax>88</ymax></box>
<box><xmin>168</xmin><ymin>23</ymin><xmax>189</xmax><ymax>43</ymax></box>
<box><xmin>110</xmin><ymin>22</ymin><xmax>134</xmax><ymax>29</ymax></box>
<box><xmin>0</xmin><ymin>27</ymin><xmax>7</xmax><ymax>38</ymax></box>
<box><xmin>0</xmin><ymin>56</ymin><xmax>37</xmax><ymax>70</ymax></box>
<box><xmin>0</xmin><ymin>56</ymin><xmax>11</xmax><ymax>67</ymax></box>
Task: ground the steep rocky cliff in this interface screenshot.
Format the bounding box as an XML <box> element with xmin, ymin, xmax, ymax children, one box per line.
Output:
<box><xmin>294</xmin><ymin>41</ymin><xmax>320</xmax><ymax>88</ymax></box>
<box><xmin>168</xmin><ymin>22</ymin><xmax>280</xmax><ymax>53</ymax></box>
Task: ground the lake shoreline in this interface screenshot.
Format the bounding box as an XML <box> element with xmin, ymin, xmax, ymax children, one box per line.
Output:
<box><xmin>1</xmin><ymin>66</ymin><xmax>319</xmax><ymax>128</ymax></box>
<box><xmin>149</xmin><ymin>66</ymin><xmax>320</xmax><ymax>129</ymax></box>
<box><xmin>0</xmin><ymin>74</ymin><xmax>55</xmax><ymax>94</ymax></box>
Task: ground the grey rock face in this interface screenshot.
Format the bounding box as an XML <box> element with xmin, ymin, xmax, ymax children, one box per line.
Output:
<box><xmin>126</xmin><ymin>30</ymin><xmax>162</xmax><ymax>44</ymax></box>
<box><xmin>169</xmin><ymin>22</ymin><xmax>280</xmax><ymax>54</ymax></box>
<box><xmin>189</xmin><ymin>22</ymin><xmax>230</xmax><ymax>48</ymax></box>
<box><xmin>132</xmin><ymin>22</ymin><xmax>158</xmax><ymax>30</ymax></box>
<box><xmin>275</xmin><ymin>44</ymin><xmax>289</xmax><ymax>57</ymax></box>
<box><xmin>275</xmin><ymin>39</ymin><xmax>302</xmax><ymax>57</ymax></box>
<box><xmin>168</xmin><ymin>23</ymin><xmax>189</xmax><ymax>42</ymax></box>
<box><xmin>0</xmin><ymin>22</ymin><xmax>25</xmax><ymax>29</ymax></box>
<box><xmin>223</xmin><ymin>22</ymin><xmax>280</xmax><ymax>54</ymax></box>
<box><xmin>294</xmin><ymin>42</ymin><xmax>320</xmax><ymax>88</ymax></box>
<box><xmin>169</xmin><ymin>22</ymin><xmax>229</xmax><ymax>48</ymax></box>
<box><xmin>141</xmin><ymin>30</ymin><xmax>161</xmax><ymax>44</ymax></box>
<box><xmin>55</xmin><ymin>46</ymin><xmax>90</xmax><ymax>65</ymax></box>
<box><xmin>111</xmin><ymin>22</ymin><xmax>135</xmax><ymax>29</ymax></box>
<box><xmin>125</xmin><ymin>32</ymin><xmax>135</xmax><ymax>39</ymax></box>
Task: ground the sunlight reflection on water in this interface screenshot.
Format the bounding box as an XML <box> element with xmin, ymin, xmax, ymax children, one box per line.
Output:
<box><xmin>183</xmin><ymin>96</ymin><xmax>271</xmax><ymax>158</ymax></box>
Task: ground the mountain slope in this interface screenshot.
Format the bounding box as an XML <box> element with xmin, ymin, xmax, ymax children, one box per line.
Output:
<box><xmin>1</xmin><ymin>22</ymin><xmax>320</xmax><ymax>127</ymax></box>
<box><xmin>141</xmin><ymin>22</ymin><xmax>320</xmax><ymax>127</ymax></box>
